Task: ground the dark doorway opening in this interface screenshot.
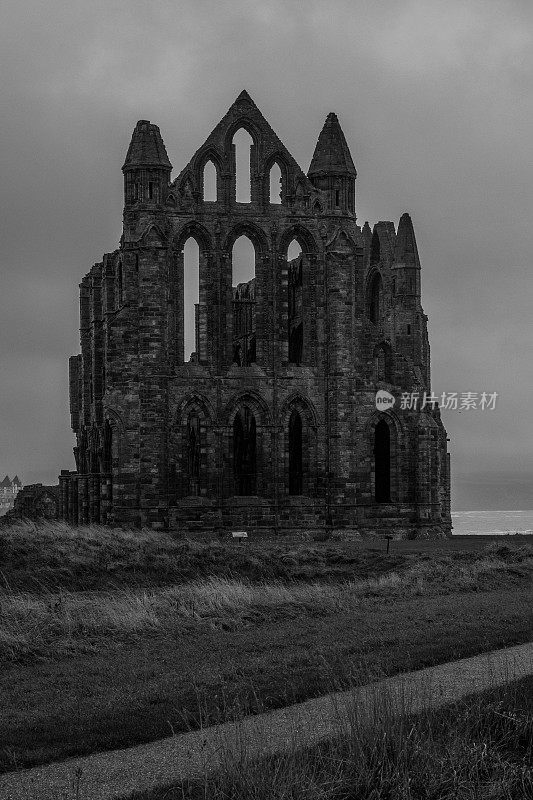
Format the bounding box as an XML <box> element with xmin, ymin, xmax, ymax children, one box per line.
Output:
<box><xmin>289</xmin><ymin>410</ymin><xmax>303</xmax><ymax>495</ymax></box>
<box><xmin>374</xmin><ymin>419</ymin><xmax>391</xmax><ymax>502</ymax></box>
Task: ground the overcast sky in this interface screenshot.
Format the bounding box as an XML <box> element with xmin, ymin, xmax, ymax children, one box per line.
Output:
<box><xmin>1</xmin><ymin>0</ymin><xmax>532</xmax><ymax>510</ymax></box>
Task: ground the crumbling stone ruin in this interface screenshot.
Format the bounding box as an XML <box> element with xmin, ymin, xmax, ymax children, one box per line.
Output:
<box><xmin>8</xmin><ymin>484</ymin><xmax>59</xmax><ymax>520</ymax></box>
<box><xmin>59</xmin><ymin>91</ymin><xmax>451</xmax><ymax>537</ymax></box>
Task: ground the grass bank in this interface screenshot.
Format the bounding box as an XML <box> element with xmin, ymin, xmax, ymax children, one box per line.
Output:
<box><xmin>1</xmin><ymin>518</ymin><xmax>532</xmax><ymax>591</ymax></box>
<box><xmin>0</xmin><ymin>521</ymin><xmax>531</xmax><ymax>775</ymax></box>
<box><xmin>128</xmin><ymin>675</ymin><xmax>533</xmax><ymax>800</ymax></box>
<box><xmin>0</xmin><ymin>520</ymin><xmax>420</xmax><ymax>590</ymax></box>
<box><xmin>1</xmin><ymin>544</ymin><xmax>532</xmax><ymax>661</ymax></box>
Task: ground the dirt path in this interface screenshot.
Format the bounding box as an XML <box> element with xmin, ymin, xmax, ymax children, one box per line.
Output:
<box><xmin>0</xmin><ymin>641</ymin><xmax>531</xmax><ymax>800</ymax></box>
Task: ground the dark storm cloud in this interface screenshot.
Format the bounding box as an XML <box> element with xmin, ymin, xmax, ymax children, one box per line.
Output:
<box><xmin>1</xmin><ymin>0</ymin><xmax>532</xmax><ymax>508</ymax></box>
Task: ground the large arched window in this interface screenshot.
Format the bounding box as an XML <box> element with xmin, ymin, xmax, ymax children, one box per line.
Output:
<box><xmin>367</xmin><ymin>272</ymin><xmax>382</xmax><ymax>324</ymax></box>
<box><xmin>374</xmin><ymin>419</ymin><xmax>391</xmax><ymax>502</ymax></box>
<box><xmin>202</xmin><ymin>160</ymin><xmax>217</xmax><ymax>201</ymax></box>
<box><xmin>233</xmin><ymin>129</ymin><xmax>253</xmax><ymax>203</ymax></box>
<box><xmin>233</xmin><ymin>407</ymin><xmax>257</xmax><ymax>495</ymax></box>
<box><xmin>288</xmin><ymin>409</ymin><xmax>303</xmax><ymax>495</ymax></box>
<box><xmin>183</xmin><ymin>238</ymin><xmax>200</xmax><ymax>361</ymax></box>
<box><xmin>232</xmin><ymin>235</ymin><xmax>256</xmax><ymax>366</ymax></box>
<box><xmin>287</xmin><ymin>239</ymin><xmax>303</xmax><ymax>365</ymax></box>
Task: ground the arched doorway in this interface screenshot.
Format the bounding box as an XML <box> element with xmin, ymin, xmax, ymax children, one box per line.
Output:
<box><xmin>374</xmin><ymin>419</ymin><xmax>391</xmax><ymax>502</ymax></box>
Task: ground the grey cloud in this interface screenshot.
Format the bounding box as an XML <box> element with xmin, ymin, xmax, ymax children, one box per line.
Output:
<box><xmin>1</xmin><ymin>0</ymin><xmax>532</xmax><ymax>508</ymax></box>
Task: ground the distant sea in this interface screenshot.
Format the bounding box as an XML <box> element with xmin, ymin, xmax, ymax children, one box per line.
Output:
<box><xmin>452</xmin><ymin>510</ymin><xmax>533</xmax><ymax>536</ymax></box>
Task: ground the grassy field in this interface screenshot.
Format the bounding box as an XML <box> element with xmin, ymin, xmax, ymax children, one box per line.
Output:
<box><xmin>0</xmin><ymin>520</ymin><xmax>531</xmax><ymax>775</ymax></box>
<box><xmin>128</xmin><ymin>675</ymin><xmax>533</xmax><ymax>800</ymax></box>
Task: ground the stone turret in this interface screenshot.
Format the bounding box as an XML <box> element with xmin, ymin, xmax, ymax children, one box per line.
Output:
<box><xmin>122</xmin><ymin>120</ymin><xmax>172</xmax><ymax>207</ymax></box>
<box><xmin>393</xmin><ymin>212</ymin><xmax>421</xmax><ymax>301</ymax></box>
<box><xmin>308</xmin><ymin>112</ymin><xmax>356</xmax><ymax>214</ymax></box>
<box><xmin>392</xmin><ymin>212</ymin><xmax>429</xmax><ymax>387</ymax></box>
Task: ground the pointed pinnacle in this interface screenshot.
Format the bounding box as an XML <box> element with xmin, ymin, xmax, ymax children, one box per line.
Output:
<box><xmin>308</xmin><ymin>112</ymin><xmax>356</xmax><ymax>178</ymax></box>
<box><xmin>122</xmin><ymin>120</ymin><xmax>172</xmax><ymax>171</ymax></box>
<box><xmin>394</xmin><ymin>212</ymin><xmax>420</xmax><ymax>266</ymax></box>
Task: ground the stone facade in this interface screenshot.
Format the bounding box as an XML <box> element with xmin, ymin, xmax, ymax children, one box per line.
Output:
<box><xmin>59</xmin><ymin>91</ymin><xmax>451</xmax><ymax>537</ymax></box>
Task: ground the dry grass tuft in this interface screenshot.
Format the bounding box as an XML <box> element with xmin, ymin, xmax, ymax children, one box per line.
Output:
<box><xmin>128</xmin><ymin>676</ymin><xmax>533</xmax><ymax>800</ymax></box>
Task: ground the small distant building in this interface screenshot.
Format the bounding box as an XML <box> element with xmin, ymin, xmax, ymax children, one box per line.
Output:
<box><xmin>0</xmin><ymin>475</ymin><xmax>23</xmax><ymax>515</ymax></box>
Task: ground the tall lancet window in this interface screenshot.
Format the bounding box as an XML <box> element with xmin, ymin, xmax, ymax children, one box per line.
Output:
<box><xmin>233</xmin><ymin>407</ymin><xmax>257</xmax><ymax>495</ymax></box>
<box><xmin>203</xmin><ymin>160</ymin><xmax>217</xmax><ymax>201</ymax></box>
<box><xmin>103</xmin><ymin>421</ymin><xmax>113</xmax><ymax>474</ymax></box>
<box><xmin>187</xmin><ymin>415</ymin><xmax>201</xmax><ymax>496</ymax></box>
<box><xmin>374</xmin><ymin>419</ymin><xmax>391</xmax><ymax>502</ymax></box>
<box><xmin>269</xmin><ymin>162</ymin><xmax>282</xmax><ymax>204</ymax></box>
<box><xmin>287</xmin><ymin>240</ymin><xmax>303</xmax><ymax>365</ymax></box>
<box><xmin>289</xmin><ymin>410</ymin><xmax>303</xmax><ymax>495</ymax></box>
<box><xmin>233</xmin><ymin>128</ymin><xmax>253</xmax><ymax>203</ymax></box>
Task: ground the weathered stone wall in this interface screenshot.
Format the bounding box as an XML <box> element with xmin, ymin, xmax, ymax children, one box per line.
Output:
<box><xmin>9</xmin><ymin>484</ymin><xmax>59</xmax><ymax>520</ymax></box>
<box><xmin>60</xmin><ymin>92</ymin><xmax>451</xmax><ymax>537</ymax></box>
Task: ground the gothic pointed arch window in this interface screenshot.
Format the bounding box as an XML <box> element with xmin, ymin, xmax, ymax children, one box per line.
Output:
<box><xmin>288</xmin><ymin>409</ymin><xmax>303</xmax><ymax>495</ymax></box>
<box><xmin>183</xmin><ymin>237</ymin><xmax>200</xmax><ymax>362</ymax></box>
<box><xmin>376</xmin><ymin>348</ymin><xmax>386</xmax><ymax>381</ymax></box>
<box><xmin>233</xmin><ymin>406</ymin><xmax>257</xmax><ymax>495</ymax></box>
<box><xmin>374</xmin><ymin>419</ymin><xmax>391</xmax><ymax>502</ymax></box>
<box><xmin>202</xmin><ymin>160</ymin><xmax>217</xmax><ymax>201</ymax></box>
<box><xmin>367</xmin><ymin>272</ymin><xmax>382</xmax><ymax>324</ymax></box>
<box><xmin>287</xmin><ymin>239</ymin><xmax>303</xmax><ymax>365</ymax></box>
<box><xmin>269</xmin><ymin>162</ymin><xmax>282</xmax><ymax>204</ymax></box>
<box><xmin>103</xmin><ymin>420</ymin><xmax>113</xmax><ymax>474</ymax></box>
<box><xmin>233</xmin><ymin>128</ymin><xmax>253</xmax><ymax>203</ymax></box>
<box><xmin>370</xmin><ymin>230</ymin><xmax>381</xmax><ymax>265</ymax></box>
<box><xmin>374</xmin><ymin>343</ymin><xmax>392</xmax><ymax>382</ymax></box>
<box><xmin>232</xmin><ymin>235</ymin><xmax>256</xmax><ymax>365</ymax></box>
<box><xmin>187</xmin><ymin>414</ymin><xmax>201</xmax><ymax>496</ymax></box>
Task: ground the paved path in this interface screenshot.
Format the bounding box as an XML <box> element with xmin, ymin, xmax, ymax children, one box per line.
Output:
<box><xmin>1</xmin><ymin>642</ymin><xmax>532</xmax><ymax>800</ymax></box>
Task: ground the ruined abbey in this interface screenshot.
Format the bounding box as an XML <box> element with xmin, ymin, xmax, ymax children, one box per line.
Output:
<box><xmin>59</xmin><ymin>91</ymin><xmax>451</xmax><ymax>537</ymax></box>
